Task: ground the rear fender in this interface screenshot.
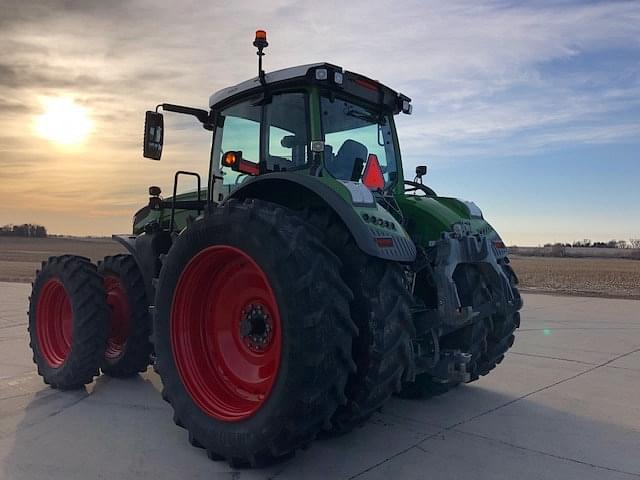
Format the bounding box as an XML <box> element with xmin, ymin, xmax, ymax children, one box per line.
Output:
<box><xmin>224</xmin><ymin>173</ymin><xmax>416</xmax><ymax>262</ymax></box>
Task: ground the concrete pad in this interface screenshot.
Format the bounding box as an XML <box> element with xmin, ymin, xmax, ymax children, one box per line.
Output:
<box><xmin>0</xmin><ymin>375</ymin><xmax>439</xmax><ymax>480</ymax></box>
<box><xmin>511</xmin><ymin>295</ymin><xmax>640</xmax><ymax>365</ymax></box>
<box><xmin>609</xmin><ymin>351</ymin><xmax>640</xmax><ymax>371</ymax></box>
<box><xmin>383</xmin><ymin>352</ymin><xmax>588</xmax><ymax>428</ymax></box>
<box><xmin>456</xmin><ymin>366</ymin><xmax>640</xmax><ymax>474</ymax></box>
<box><xmin>1</xmin><ymin>282</ymin><xmax>639</xmax><ymax>479</ymax></box>
<box><xmin>359</xmin><ymin>431</ymin><xmax>637</xmax><ymax>480</ymax></box>
<box><xmin>0</xmin><ymin>328</ymin><xmax>33</xmax><ymax>381</ymax></box>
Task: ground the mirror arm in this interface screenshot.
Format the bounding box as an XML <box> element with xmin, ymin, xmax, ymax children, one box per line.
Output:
<box><xmin>158</xmin><ymin>103</ymin><xmax>211</xmax><ymax>125</ymax></box>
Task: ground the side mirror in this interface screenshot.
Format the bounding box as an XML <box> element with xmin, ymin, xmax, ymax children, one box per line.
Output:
<box><xmin>143</xmin><ymin>111</ymin><xmax>164</xmax><ymax>160</ymax></box>
<box><xmin>415</xmin><ymin>165</ymin><xmax>427</xmax><ymax>182</ymax></box>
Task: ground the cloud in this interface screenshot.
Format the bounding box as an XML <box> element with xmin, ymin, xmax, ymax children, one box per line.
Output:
<box><xmin>0</xmin><ymin>0</ymin><xmax>638</xmax><ymax>235</ymax></box>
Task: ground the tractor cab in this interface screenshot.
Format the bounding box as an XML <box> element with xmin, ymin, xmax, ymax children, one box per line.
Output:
<box><xmin>209</xmin><ymin>64</ymin><xmax>410</xmax><ymax>202</ymax></box>
<box><xmin>143</xmin><ymin>31</ymin><xmax>413</xmax><ymax>209</ymax></box>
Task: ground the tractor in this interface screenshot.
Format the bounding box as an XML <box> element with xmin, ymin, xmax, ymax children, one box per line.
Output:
<box><xmin>28</xmin><ymin>30</ymin><xmax>522</xmax><ymax>467</ymax></box>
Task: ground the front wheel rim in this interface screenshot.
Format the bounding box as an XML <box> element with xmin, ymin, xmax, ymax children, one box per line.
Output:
<box><xmin>170</xmin><ymin>245</ymin><xmax>282</xmax><ymax>422</ymax></box>
<box><xmin>104</xmin><ymin>275</ymin><xmax>131</xmax><ymax>360</ymax></box>
<box><xmin>36</xmin><ymin>278</ymin><xmax>73</xmax><ymax>367</ymax></box>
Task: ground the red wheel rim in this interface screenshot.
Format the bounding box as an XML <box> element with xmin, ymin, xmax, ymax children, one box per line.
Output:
<box><xmin>171</xmin><ymin>245</ymin><xmax>282</xmax><ymax>422</ymax></box>
<box><xmin>36</xmin><ymin>278</ymin><xmax>73</xmax><ymax>368</ymax></box>
<box><xmin>104</xmin><ymin>275</ymin><xmax>130</xmax><ymax>359</ymax></box>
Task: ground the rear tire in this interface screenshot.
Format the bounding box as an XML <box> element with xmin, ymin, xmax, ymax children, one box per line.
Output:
<box><xmin>154</xmin><ymin>199</ymin><xmax>356</xmax><ymax>466</ymax></box>
<box><xmin>304</xmin><ymin>208</ymin><xmax>415</xmax><ymax>433</ymax></box>
<box><xmin>28</xmin><ymin>255</ymin><xmax>108</xmax><ymax>389</ymax></box>
<box><xmin>98</xmin><ymin>254</ymin><xmax>153</xmax><ymax>377</ymax></box>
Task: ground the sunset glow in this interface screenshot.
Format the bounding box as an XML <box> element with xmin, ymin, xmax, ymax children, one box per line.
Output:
<box><xmin>35</xmin><ymin>98</ymin><xmax>93</xmax><ymax>146</ymax></box>
<box><xmin>0</xmin><ymin>2</ymin><xmax>638</xmax><ymax>240</ymax></box>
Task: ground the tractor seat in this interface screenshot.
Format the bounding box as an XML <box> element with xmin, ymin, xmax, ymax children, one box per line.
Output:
<box><xmin>325</xmin><ymin>139</ymin><xmax>368</xmax><ymax>181</ymax></box>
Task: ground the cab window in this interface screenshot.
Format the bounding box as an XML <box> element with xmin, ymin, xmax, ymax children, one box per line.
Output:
<box><xmin>320</xmin><ymin>96</ymin><xmax>397</xmax><ymax>188</ymax></box>
<box><xmin>214</xmin><ymin>92</ymin><xmax>309</xmax><ymax>186</ymax></box>
<box><xmin>217</xmin><ymin>98</ymin><xmax>261</xmax><ymax>185</ymax></box>
<box><xmin>265</xmin><ymin>92</ymin><xmax>309</xmax><ymax>171</ymax></box>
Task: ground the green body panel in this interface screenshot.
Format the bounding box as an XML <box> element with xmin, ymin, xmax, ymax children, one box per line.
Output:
<box><xmin>395</xmin><ymin>193</ymin><xmax>499</xmax><ymax>245</ymax></box>
<box><xmin>134</xmin><ymin>174</ymin><xmax>408</xmax><ymax>245</ymax></box>
<box><xmin>134</xmin><ymin>178</ymin><xmax>500</xmax><ymax>253</ymax></box>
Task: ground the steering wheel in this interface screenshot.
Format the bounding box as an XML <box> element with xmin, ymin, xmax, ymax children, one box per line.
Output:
<box><xmin>404</xmin><ymin>180</ymin><xmax>437</xmax><ymax>197</ymax></box>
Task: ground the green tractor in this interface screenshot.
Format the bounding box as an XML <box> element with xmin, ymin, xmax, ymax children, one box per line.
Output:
<box><xmin>28</xmin><ymin>31</ymin><xmax>522</xmax><ymax>467</ymax></box>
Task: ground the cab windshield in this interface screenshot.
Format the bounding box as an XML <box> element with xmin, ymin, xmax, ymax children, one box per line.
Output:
<box><xmin>320</xmin><ymin>96</ymin><xmax>397</xmax><ymax>189</ymax></box>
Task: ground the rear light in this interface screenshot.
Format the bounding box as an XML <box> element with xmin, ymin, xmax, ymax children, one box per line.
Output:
<box><xmin>354</xmin><ymin>77</ymin><xmax>379</xmax><ymax>91</ymax></box>
<box><xmin>375</xmin><ymin>237</ymin><xmax>394</xmax><ymax>248</ymax></box>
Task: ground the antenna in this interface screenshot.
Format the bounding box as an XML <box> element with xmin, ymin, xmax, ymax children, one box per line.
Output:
<box><xmin>253</xmin><ymin>30</ymin><xmax>268</xmax><ymax>85</ymax></box>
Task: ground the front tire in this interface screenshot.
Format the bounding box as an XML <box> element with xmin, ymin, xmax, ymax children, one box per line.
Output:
<box><xmin>98</xmin><ymin>254</ymin><xmax>153</xmax><ymax>377</ymax></box>
<box><xmin>154</xmin><ymin>199</ymin><xmax>357</xmax><ymax>466</ymax></box>
<box><xmin>400</xmin><ymin>262</ymin><xmax>521</xmax><ymax>398</ymax></box>
<box><xmin>28</xmin><ymin>255</ymin><xmax>108</xmax><ymax>389</ymax></box>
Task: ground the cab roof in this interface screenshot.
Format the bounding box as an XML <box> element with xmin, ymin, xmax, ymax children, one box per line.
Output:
<box><xmin>208</xmin><ymin>63</ymin><xmax>411</xmax><ymax>114</ymax></box>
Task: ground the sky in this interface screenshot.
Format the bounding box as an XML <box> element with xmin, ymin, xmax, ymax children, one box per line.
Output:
<box><xmin>0</xmin><ymin>0</ymin><xmax>638</xmax><ymax>246</ymax></box>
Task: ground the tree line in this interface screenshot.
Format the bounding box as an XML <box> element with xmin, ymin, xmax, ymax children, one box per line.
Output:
<box><xmin>544</xmin><ymin>239</ymin><xmax>640</xmax><ymax>249</ymax></box>
<box><xmin>0</xmin><ymin>224</ymin><xmax>48</xmax><ymax>238</ymax></box>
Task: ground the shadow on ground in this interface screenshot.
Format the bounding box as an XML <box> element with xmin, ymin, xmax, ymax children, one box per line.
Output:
<box><xmin>4</xmin><ymin>370</ymin><xmax>639</xmax><ymax>480</ymax></box>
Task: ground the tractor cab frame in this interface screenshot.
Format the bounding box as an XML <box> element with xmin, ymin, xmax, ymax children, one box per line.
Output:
<box><xmin>144</xmin><ymin>61</ymin><xmax>413</xmax><ymax>208</ymax></box>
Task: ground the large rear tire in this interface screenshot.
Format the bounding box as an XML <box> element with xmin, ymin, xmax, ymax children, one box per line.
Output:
<box><xmin>28</xmin><ymin>255</ymin><xmax>108</xmax><ymax>389</ymax></box>
<box><xmin>304</xmin><ymin>209</ymin><xmax>415</xmax><ymax>433</ymax></box>
<box><xmin>153</xmin><ymin>199</ymin><xmax>356</xmax><ymax>466</ymax></box>
<box><xmin>98</xmin><ymin>254</ymin><xmax>153</xmax><ymax>377</ymax></box>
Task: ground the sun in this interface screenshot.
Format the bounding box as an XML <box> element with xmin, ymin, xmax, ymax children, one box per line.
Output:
<box><xmin>35</xmin><ymin>97</ymin><xmax>93</xmax><ymax>145</ymax></box>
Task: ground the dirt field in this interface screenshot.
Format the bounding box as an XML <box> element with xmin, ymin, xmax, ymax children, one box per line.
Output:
<box><xmin>510</xmin><ymin>255</ymin><xmax>640</xmax><ymax>300</ymax></box>
<box><xmin>1</xmin><ymin>237</ymin><xmax>638</xmax><ymax>299</ymax></box>
<box><xmin>0</xmin><ymin>237</ymin><xmax>125</xmax><ymax>283</ymax></box>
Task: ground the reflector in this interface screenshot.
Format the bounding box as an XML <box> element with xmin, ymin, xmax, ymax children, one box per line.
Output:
<box><xmin>375</xmin><ymin>237</ymin><xmax>394</xmax><ymax>248</ymax></box>
<box><xmin>362</xmin><ymin>154</ymin><xmax>385</xmax><ymax>190</ymax></box>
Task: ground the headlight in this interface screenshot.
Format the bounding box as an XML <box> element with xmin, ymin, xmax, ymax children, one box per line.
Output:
<box><xmin>315</xmin><ymin>68</ymin><xmax>328</xmax><ymax>80</ymax></box>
